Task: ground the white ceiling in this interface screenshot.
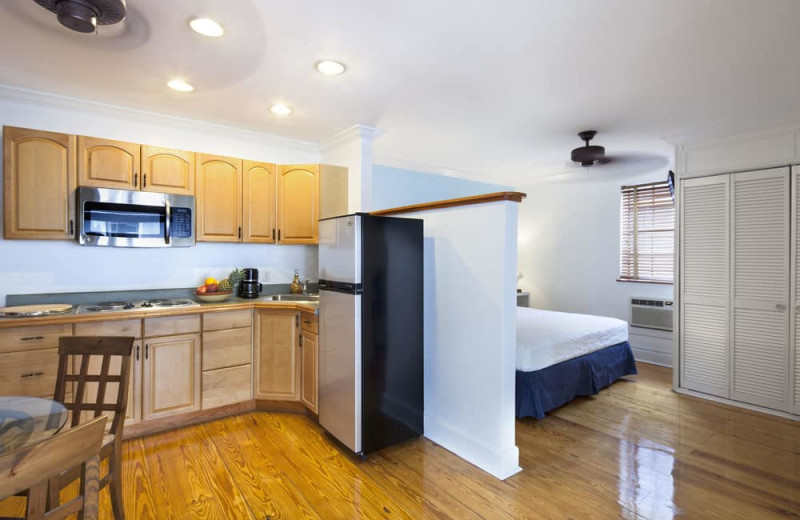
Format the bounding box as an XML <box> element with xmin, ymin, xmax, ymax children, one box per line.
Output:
<box><xmin>3</xmin><ymin>0</ymin><xmax>800</xmax><ymax>185</ymax></box>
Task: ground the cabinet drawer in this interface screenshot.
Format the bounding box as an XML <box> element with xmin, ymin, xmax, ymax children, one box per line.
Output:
<box><xmin>300</xmin><ymin>313</ymin><xmax>318</xmax><ymax>334</ymax></box>
<box><xmin>203</xmin><ymin>309</ymin><xmax>252</xmax><ymax>331</ymax></box>
<box><xmin>202</xmin><ymin>364</ymin><xmax>252</xmax><ymax>410</ymax></box>
<box><xmin>75</xmin><ymin>319</ymin><xmax>141</xmax><ymax>338</ymax></box>
<box><xmin>203</xmin><ymin>327</ymin><xmax>252</xmax><ymax>370</ymax></box>
<box><xmin>144</xmin><ymin>314</ymin><xmax>200</xmax><ymax>337</ymax></box>
<box><xmin>0</xmin><ymin>348</ymin><xmax>59</xmax><ymax>397</ymax></box>
<box><xmin>0</xmin><ymin>324</ymin><xmax>72</xmax><ymax>354</ymax></box>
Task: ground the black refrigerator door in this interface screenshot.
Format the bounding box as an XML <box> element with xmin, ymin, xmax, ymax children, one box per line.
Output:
<box><xmin>360</xmin><ymin>215</ymin><xmax>424</xmax><ymax>454</ymax></box>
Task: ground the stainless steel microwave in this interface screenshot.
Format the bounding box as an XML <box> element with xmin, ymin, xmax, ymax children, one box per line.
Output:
<box><xmin>76</xmin><ymin>187</ymin><xmax>195</xmax><ymax>247</ymax></box>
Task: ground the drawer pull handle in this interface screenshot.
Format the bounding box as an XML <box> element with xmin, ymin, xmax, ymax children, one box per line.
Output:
<box><xmin>21</xmin><ymin>336</ymin><xmax>45</xmax><ymax>341</ymax></box>
<box><xmin>20</xmin><ymin>371</ymin><xmax>45</xmax><ymax>378</ymax></box>
<box><xmin>776</xmin><ymin>303</ymin><xmax>787</xmax><ymax>311</ymax></box>
<box><xmin>303</xmin><ymin>320</ymin><xmax>312</xmax><ymax>324</ymax></box>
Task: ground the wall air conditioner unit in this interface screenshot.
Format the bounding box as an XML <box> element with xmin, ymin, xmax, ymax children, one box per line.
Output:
<box><xmin>630</xmin><ymin>298</ymin><xmax>674</xmax><ymax>331</ymax></box>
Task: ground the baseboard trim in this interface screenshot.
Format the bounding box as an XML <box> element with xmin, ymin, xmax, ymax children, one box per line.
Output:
<box><xmin>424</xmin><ymin>413</ymin><xmax>521</xmax><ymax>480</ymax></box>
<box><xmin>631</xmin><ymin>346</ymin><xmax>673</xmax><ymax>368</ymax></box>
<box><xmin>673</xmin><ymin>387</ymin><xmax>799</xmax><ymax>422</ymax></box>
<box><xmin>124</xmin><ymin>400</ymin><xmax>257</xmax><ymax>439</ymax></box>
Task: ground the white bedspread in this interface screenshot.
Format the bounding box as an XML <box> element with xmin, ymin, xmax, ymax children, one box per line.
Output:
<box><xmin>516</xmin><ymin>307</ymin><xmax>629</xmax><ymax>372</ymax></box>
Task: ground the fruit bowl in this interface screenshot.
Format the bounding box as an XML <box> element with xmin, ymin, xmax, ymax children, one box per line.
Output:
<box><xmin>194</xmin><ymin>291</ymin><xmax>233</xmax><ymax>303</ymax></box>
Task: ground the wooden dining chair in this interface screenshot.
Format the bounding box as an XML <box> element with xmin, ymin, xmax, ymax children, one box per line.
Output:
<box><xmin>49</xmin><ymin>336</ymin><xmax>134</xmax><ymax>520</ymax></box>
<box><xmin>0</xmin><ymin>415</ymin><xmax>107</xmax><ymax>520</ymax></box>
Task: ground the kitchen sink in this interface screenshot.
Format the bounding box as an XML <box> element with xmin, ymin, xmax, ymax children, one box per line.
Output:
<box><xmin>267</xmin><ymin>294</ymin><xmax>319</xmax><ymax>302</ymax></box>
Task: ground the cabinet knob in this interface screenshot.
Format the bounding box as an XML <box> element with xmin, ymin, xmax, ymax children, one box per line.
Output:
<box><xmin>776</xmin><ymin>303</ymin><xmax>786</xmax><ymax>311</ymax></box>
<box><xmin>796</xmin><ymin>305</ymin><xmax>800</xmax><ymax>313</ymax></box>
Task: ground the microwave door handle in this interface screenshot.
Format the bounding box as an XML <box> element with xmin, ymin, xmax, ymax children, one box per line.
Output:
<box><xmin>165</xmin><ymin>199</ymin><xmax>171</xmax><ymax>245</ymax></box>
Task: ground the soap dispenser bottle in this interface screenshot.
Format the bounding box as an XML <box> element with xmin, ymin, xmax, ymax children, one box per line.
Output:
<box><xmin>289</xmin><ymin>269</ymin><xmax>303</xmax><ymax>294</ymax></box>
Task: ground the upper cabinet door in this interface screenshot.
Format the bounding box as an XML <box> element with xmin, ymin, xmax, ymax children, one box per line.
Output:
<box><xmin>3</xmin><ymin>126</ymin><xmax>76</xmax><ymax>240</ymax></box>
<box><xmin>141</xmin><ymin>146</ymin><xmax>195</xmax><ymax>195</ymax></box>
<box><xmin>77</xmin><ymin>136</ymin><xmax>140</xmax><ymax>190</ymax></box>
<box><xmin>196</xmin><ymin>154</ymin><xmax>242</xmax><ymax>242</ymax></box>
<box><xmin>278</xmin><ymin>164</ymin><xmax>319</xmax><ymax>244</ymax></box>
<box><xmin>243</xmin><ymin>160</ymin><xmax>276</xmax><ymax>243</ymax></box>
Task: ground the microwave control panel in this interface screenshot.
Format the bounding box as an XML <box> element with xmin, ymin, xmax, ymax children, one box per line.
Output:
<box><xmin>171</xmin><ymin>208</ymin><xmax>193</xmax><ymax>238</ymax></box>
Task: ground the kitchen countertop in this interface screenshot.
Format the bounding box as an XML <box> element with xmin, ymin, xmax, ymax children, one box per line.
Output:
<box><xmin>0</xmin><ymin>295</ymin><xmax>318</xmax><ymax>329</ymax></box>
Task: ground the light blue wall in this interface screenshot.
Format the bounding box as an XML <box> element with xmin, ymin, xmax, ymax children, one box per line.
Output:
<box><xmin>372</xmin><ymin>165</ymin><xmax>509</xmax><ymax>210</ymax></box>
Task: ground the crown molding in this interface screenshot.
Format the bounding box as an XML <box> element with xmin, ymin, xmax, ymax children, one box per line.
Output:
<box><xmin>0</xmin><ymin>84</ymin><xmax>320</xmax><ymax>155</ymax></box>
<box><xmin>319</xmin><ymin>124</ymin><xmax>382</xmax><ymax>152</ymax></box>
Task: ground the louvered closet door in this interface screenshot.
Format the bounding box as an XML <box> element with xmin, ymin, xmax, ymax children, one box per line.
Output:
<box><xmin>731</xmin><ymin>168</ymin><xmax>790</xmax><ymax>411</ymax></box>
<box><xmin>793</xmin><ymin>167</ymin><xmax>800</xmax><ymax>415</ymax></box>
<box><xmin>680</xmin><ymin>176</ymin><xmax>730</xmax><ymax>397</ymax></box>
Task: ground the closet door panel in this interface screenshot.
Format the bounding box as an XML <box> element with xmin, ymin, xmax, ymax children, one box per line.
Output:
<box><xmin>793</xmin><ymin>167</ymin><xmax>800</xmax><ymax>415</ymax></box>
<box><xmin>680</xmin><ymin>176</ymin><xmax>729</xmax><ymax>397</ymax></box>
<box><xmin>731</xmin><ymin>168</ymin><xmax>790</xmax><ymax>411</ymax></box>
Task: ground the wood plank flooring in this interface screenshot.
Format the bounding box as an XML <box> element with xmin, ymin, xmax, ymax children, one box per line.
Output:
<box><xmin>2</xmin><ymin>363</ymin><xmax>799</xmax><ymax>519</ymax></box>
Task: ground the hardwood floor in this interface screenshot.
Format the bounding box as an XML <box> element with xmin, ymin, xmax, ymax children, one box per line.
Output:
<box><xmin>2</xmin><ymin>363</ymin><xmax>799</xmax><ymax>519</ymax></box>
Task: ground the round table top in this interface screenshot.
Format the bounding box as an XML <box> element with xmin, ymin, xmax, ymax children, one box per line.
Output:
<box><xmin>0</xmin><ymin>396</ymin><xmax>68</xmax><ymax>454</ymax></box>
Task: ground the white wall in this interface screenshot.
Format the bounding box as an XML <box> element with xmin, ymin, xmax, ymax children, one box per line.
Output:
<box><xmin>516</xmin><ymin>168</ymin><xmax>675</xmax><ymax>367</ymax></box>
<box><xmin>0</xmin><ymin>86</ymin><xmax>321</xmax><ymax>305</ymax></box>
<box><xmin>408</xmin><ymin>201</ymin><xmax>521</xmax><ymax>480</ymax></box>
<box><xmin>372</xmin><ymin>165</ymin><xmax>509</xmax><ymax>210</ymax></box>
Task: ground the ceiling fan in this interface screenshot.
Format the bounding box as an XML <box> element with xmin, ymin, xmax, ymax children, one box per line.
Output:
<box><xmin>32</xmin><ymin>0</ymin><xmax>126</xmax><ymax>33</ymax></box>
<box><xmin>570</xmin><ymin>130</ymin><xmax>610</xmax><ymax>167</ymax></box>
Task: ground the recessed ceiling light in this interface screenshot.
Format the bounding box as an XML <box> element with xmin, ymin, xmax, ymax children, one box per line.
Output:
<box><xmin>189</xmin><ymin>18</ymin><xmax>224</xmax><ymax>37</ymax></box>
<box><xmin>269</xmin><ymin>103</ymin><xmax>293</xmax><ymax>116</ymax></box>
<box><xmin>315</xmin><ymin>60</ymin><xmax>346</xmax><ymax>76</ymax></box>
<box><xmin>167</xmin><ymin>79</ymin><xmax>194</xmax><ymax>92</ymax></box>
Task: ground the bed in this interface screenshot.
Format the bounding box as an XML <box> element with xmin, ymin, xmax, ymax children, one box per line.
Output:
<box><xmin>515</xmin><ymin>307</ymin><xmax>637</xmax><ymax>419</ymax></box>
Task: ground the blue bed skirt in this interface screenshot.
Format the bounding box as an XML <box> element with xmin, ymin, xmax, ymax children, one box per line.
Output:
<box><xmin>515</xmin><ymin>341</ymin><xmax>637</xmax><ymax>419</ymax></box>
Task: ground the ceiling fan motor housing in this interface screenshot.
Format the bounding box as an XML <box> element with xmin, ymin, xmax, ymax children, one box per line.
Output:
<box><xmin>33</xmin><ymin>0</ymin><xmax>126</xmax><ymax>33</ymax></box>
<box><xmin>571</xmin><ymin>145</ymin><xmax>606</xmax><ymax>166</ymax></box>
<box><xmin>571</xmin><ymin>129</ymin><xmax>606</xmax><ymax>166</ymax></box>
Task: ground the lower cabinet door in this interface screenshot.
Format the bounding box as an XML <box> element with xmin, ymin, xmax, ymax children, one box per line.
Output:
<box><xmin>142</xmin><ymin>333</ymin><xmax>201</xmax><ymax>421</ymax></box>
<box><xmin>301</xmin><ymin>331</ymin><xmax>318</xmax><ymax>413</ymax></box>
<box><xmin>255</xmin><ymin>311</ymin><xmax>299</xmax><ymax>400</ymax></box>
<box><xmin>74</xmin><ymin>340</ymin><xmax>141</xmax><ymax>426</ymax></box>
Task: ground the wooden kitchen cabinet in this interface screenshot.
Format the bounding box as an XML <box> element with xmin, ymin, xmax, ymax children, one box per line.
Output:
<box><xmin>300</xmin><ymin>312</ymin><xmax>319</xmax><ymax>413</ymax></box>
<box><xmin>278</xmin><ymin>164</ymin><xmax>319</xmax><ymax>244</ymax></box>
<box><xmin>141</xmin><ymin>146</ymin><xmax>195</xmax><ymax>195</ymax></box>
<box><xmin>196</xmin><ymin>153</ymin><xmax>243</xmax><ymax>242</ymax></box>
<box><xmin>255</xmin><ymin>310</ymin><xmax>300</xmax><ymax>400</ymax></box>
<box><xmin>243</xmin><ymin>160</ymin><xmax>277</xmax><ymax>243</ymax></box>
<box><xmin>77</xmin><ymin>136</ymin><xmax>140</xmax><ymax>190</ymax></box>
<box><xmin>201</xmin><ymin>309</ymin><xmax>253</xmax><ymax>410</ymax></box>
<box><xmin>0</xmin><ymin>323</ymin><xmax>72</xmax><ymax>398</ymax></box>
<box><xmin>3</xmin><ymin>126</ymin><xmax>76</xmax><ymax>240</ymax></box>
<box><xmin>142</xmin><ymin>332</ymin><xmax>201</xmax><ymax>421</ymax></box>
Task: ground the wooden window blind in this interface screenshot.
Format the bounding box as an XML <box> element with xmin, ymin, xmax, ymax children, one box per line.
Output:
<box><xmin>620</xmin><ymin>181</ymin><xmax>675</xmax><ymax>283</ymax></box>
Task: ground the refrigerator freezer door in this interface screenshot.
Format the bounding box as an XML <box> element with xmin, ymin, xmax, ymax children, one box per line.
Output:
<box><xmin>318</xmin><ymin>289</ymin><xmax>362</xmax><ymax>453</ymax></box>
<box><xmin>319</xmin><ymin>215</ymin><xmax>362</xmax><ymax>284</ymax></box>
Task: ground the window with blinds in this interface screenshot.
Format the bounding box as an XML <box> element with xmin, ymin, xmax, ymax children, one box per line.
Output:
<box><xmin>620</xmin><ymin>181</ymin><xmax>675</xmax><ymax>283</ymax></box>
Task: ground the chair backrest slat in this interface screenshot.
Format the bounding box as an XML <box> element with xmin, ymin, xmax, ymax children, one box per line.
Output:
<box><xmin>55</xmin><ymin>336</ymin><xmax>134</xmax><ymax>436</ymax></box>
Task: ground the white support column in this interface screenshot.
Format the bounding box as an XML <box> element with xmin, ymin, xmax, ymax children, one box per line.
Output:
<box><xmin>320</xmin><ymin>125</ymin><xmax>378</xmax><ymax>213</ymax></box>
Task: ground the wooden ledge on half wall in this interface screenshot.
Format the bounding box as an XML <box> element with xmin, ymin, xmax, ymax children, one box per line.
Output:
<box><xmin>369</xmin><ymin>191</ymin><xmax>527</xmax><ymax>216</ymax></box>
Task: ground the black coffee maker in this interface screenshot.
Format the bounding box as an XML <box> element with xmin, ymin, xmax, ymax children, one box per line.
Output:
<box><xmin>238</xmin><ymin>268</ymin><xmax>262</xmax><ymax>298</ymax></box>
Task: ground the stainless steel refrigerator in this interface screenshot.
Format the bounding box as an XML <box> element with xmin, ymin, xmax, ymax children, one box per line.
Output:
<box><xmin>318</xmin><ymin>213</ymin><xmax>423</xmax><ymax>456</ymax></box>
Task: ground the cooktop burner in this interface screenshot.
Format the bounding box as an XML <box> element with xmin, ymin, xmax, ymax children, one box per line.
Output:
<box><xmin>76</xmin><ymin>298</ymin><xmax>200</xmax><ymax>314</ymax></box>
